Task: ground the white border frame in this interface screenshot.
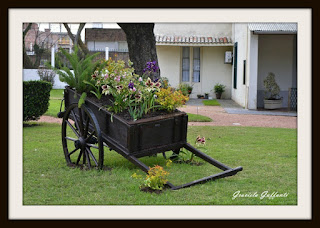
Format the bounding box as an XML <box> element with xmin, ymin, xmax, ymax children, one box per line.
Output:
<box><xmin>9</xmin><ymin>8</ymin><xmax>312</xmax><ymax>220</ymax></box>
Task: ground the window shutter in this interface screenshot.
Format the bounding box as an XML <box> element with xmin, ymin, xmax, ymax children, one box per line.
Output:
<box><xmin>243</xmin><ymin>60</ymin><xmax>246</xmax><ymax>85</ymax></box>
<box><xmin>233</xmin><ymin>42</ymin><xmax>238</xmax><ymax>89</ymax></box>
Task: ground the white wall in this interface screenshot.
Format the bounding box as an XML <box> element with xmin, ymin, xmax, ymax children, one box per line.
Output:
<box><xmin>257</xmin><ymin>35</ymin><xmax>295</xmax><ymax>90</ymax></box>
<box><xmin>154</xmin><ymin>23</ymin><xmax>232</xmax><ymax>37</ymax></box>
<box><xmin>23</xmin><ymin>69</ymin><xmax>68</xmax><ymax>89</ymax></box>
<box><xmin>157</xmin><ymin>45</ymin><xmax>233</xmax><ymax>98</ymax></box>
<box><xmin>257</xmin><ymin>34</ymin><xmax>296</xmax><ymax>108</ymax></box>
<box><xmin>87</xmin><ymin>41</ymin><xmax>118</xmax><ymax>51</ymax></box>
<box><xmin>156</xmin><ymin>45</ymin><xmax>181</xmax><ymax>87</ymax></box>
<box><xmin>202</xmin><ymin>46</ymin><xmax>233</xmax><ymax>99</ymax></box>
<box><xmin>232</xmin><ymin>24</ymin><xmax>249</xmax><ymax>108</ymax></box>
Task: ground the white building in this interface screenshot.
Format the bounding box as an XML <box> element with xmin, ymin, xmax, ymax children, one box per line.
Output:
<box><xmin>154</xmin><ymin>23</ymin><xmax>297</xmax><ymax>110</ymax></box>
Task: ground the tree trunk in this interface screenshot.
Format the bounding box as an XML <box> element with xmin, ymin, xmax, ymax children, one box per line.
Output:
<box><xmin>63</xmin><ymin>23</ymin><xmax>89</xmax><ymax>56</ymax></box>
<box><xmin>23</xmin><ymin>23</ymin><xmax>34</xmax><ymax>68</ymax></box>
<box><xmin>117</xmin><ymin>23</ymin><xmax>160</xmax><ymax>80</ymax></box>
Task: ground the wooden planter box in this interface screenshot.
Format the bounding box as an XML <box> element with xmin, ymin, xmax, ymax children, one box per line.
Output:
<box><xmin>64</xmin><ymin>87</ymin><xmax>188</xmax><ymax>158</ymax></box>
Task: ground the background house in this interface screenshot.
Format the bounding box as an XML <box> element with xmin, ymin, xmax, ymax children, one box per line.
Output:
<box><xmin>232</xmin><ymin>23</ymin><xmax>297</xmax><ymax>110</ymax></box>
<box><xmin>85</xmin><ymin>28</ymin><xmax>129</xmax><ymax>62</ymax></box>
<box><xmin>154</xmin><ymin>23</ymin><xmax>234</xmax><ymax>99</ymax></box>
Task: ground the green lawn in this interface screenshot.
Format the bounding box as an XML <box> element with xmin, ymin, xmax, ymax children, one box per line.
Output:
<box><xmin>187</xmin><ymin>113</ymin><xmax>213</xmax><ymax>122</ymax></box>
<box><xmin>202</xmin><ymin>99</ymin><xmax>220</xmax><ymax>106</ymax></box>
<box><xmin>44</xmin><ymin>89</ymin><xmax>64</xmax><ymax>118</ymax></box>
<box><xmin>23</xmin><ymin>123</ymin><xmax>297</xmax><ymax>205</ymax></box>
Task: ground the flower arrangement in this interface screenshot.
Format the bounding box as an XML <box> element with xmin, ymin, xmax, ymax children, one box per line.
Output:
<box><xmin>55</xmin><ymin>47</ymin><xmax>187</xmax><ymax>121</ymax></box>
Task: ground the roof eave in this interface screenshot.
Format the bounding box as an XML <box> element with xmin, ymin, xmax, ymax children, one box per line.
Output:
<box><xmin>252</xmin><ymin>31</ymin><xmax>297</xmax><ymax>35</ymax></box>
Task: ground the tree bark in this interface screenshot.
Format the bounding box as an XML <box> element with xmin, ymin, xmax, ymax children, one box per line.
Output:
<box><xmin>23</xmin><ymin>23</ymin><xmax>33</xmax><ymax>68</ymax></box>
<box><xmin>117</xmin><ymin>23</ymin><xmax>160</xmax><ymax>80</ymax></box>
<box><xmin>63</xmin><ymin>23</ymin><xmax>89</xmax><ymax>55</ymax></box>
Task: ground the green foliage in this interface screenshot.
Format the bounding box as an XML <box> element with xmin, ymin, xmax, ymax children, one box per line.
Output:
<box><xmin>177</xmin><ymin>83</ymin><xmax>193</xmax><ymax>96</ymax></box>
<box><xmin>37</xmin><ymin>68</ymin><xmax>55</xmax><ymax>86</ymax></box>
<box><xmin>78</xmin><ymin>92</ymin><xmax>87</xmax><ymax>108</ymax></box>
<box><xmin>156</xmin><ymin>87</ymin><xmax>189</xmax><ymax>112</ymax></box>
<box><xmin>133</xmin><ymin>165</ymin><xmax>170</xmax><ymax>191</ymax></box>
<box><xmin>187</xmin><ymin>113</ymin><xmax>213</xmax><ymax>122</ymax></box>
<box><xmin>23</xmin><ymin>80</ymin><xmax>52</xmax><ymax>121</ymax></box>
<box><xmin>47</xmin><ymin>45</ymin><xmax>104</xmax><ymax>94</ymax></box>
<box><xmin>263</xmin><ymin>72</ymin><xmax>281</xmax><ymax>100</ymax></box>
<box><xmin>202</xmin><ymin>99</ymin><xmax>221</xmax><ymax>106</ymax></box>
<box><xmin>213</xmin><ymin>83</ymin><xmax>226</xmax><ymax>94</ymax></box>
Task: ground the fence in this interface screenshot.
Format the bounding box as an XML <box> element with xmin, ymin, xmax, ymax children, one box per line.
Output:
<box><xmin>288</xmin><ymin>88</ymin><xmax>297</xmax><ymax>111</ymax></box>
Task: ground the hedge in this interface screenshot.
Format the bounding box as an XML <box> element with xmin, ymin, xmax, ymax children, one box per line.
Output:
<box><xmin>23</xmin><ymin>80</ymin><xmax>52</xmax><ymax>121</ymax></box>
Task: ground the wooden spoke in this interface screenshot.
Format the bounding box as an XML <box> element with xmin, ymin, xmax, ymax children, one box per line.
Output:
<box><xmin>78</xmin><ymin>107</ymin><xmax>84</xmax><ymax>136</ymax></box>
<box><xmin>66</xmin><ymin>120</ymin><xmax>80</xmax><ymax>137</ymax></box>
<box><xmin>84</xmin><ymin>149</ymin><xmax>91</xmax><ymax>168</ymax></box>
<box><xmin>65</xmin><ymin>136</ymin><xmax>77</xmax><ymax>142</ymax></box>
<box><xmin>68</xmin><ymin>147</ymin><xmax>79</xmax><ymax>157</ymax></box>
<box><xmin>76</xmin><ymin>149</ymin><xmax>83</xmax><ymax>165</ymax></box>
<box><xmin>84</xmin><ymin>115</ymin><xmax>90</xmax><ymax>137</ymax></box>
<box><xmin>71</xmin><ymin>110</ymin><xmax>80</xmax><ymax>131</ymax></box>
<box><xmin>87</xmin><ymin>143</ymin><xmax>99</xmax><ymax>149</ymax></box>
<box><xmin>86</xmin><ymin>148</ymin><xmax>98</xmax><ymax>166</ymax></box>
<box><xmin>62</xmin><ymin>103</ymin><xmax>104</xmax><ymax>170</ymax></box>
<box><xmin>85</xmin><ymin>130</ymin><xmax>96</xmax><ymax>142</ymax></box>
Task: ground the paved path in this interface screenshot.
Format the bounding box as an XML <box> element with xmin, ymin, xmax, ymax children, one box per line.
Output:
<box><xmin>180</xmin><ymin>99</ymin><xmax>297</xmax><ymax>128</ymax></box>
<box><xmin>37</xmin><ymin>99</ymin><xmax>297</xmax><ymax>129</ymax></box>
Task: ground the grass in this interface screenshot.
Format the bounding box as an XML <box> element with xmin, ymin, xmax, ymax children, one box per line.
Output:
<box><xmin>187</xmin><ymin>113</ymin><xmax>212</xmax><ymax>122</ymax></box>
<box><xmin>202</xmin><ymin>99</ymin><xmax>220</xmax><ymax>106</ymax></box>
<box><xmin>44</xmin><ymin>89</ymin><xmax>64</xmax><ymax>118</ymax></box>
<box><xmin>23</xmin><ymin>123</ymin><xmax>297</xmax><ymax>205</ymax></box>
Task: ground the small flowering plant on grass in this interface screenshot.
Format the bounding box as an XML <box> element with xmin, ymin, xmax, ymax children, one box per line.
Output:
<box><xmin>132</xmin><ymin>164</ymin><xmax>170</xmax><ymax>192</ymax></box>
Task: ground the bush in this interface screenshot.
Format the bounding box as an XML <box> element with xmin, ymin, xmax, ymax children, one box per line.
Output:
<box><xmin>37</xmin><ymin>67</ymin><xmax>55</xmax><ymax>86</ymax></box>
<box><xmin>23</xmin><ymin>80</ymin><xmax>52</xmax><ymax>121</ymax></box>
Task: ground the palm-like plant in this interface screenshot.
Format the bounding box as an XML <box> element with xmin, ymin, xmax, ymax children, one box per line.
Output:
<box><xmin>48</xmin><ymin>46</ymin><xmax>103</xmax><ymax>94</ymax></box>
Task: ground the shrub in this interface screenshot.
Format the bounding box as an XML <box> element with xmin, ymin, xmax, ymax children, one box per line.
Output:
<box><xmin>263</xmin><ymin>72</ymin><xmax>281</xmax><ymax>100</ymax></box>
<box><xmin>37</xmin><ymin>67</ymin><xmax>55</xmax><ymax>86</ymax></box>
<box><xmin>177</xmin><ymin>83</ymin><xmax>193</xmax><ymax>96</ymax></box>
<box><xmin>213</xmin><ymin>83</ymin><xmax>226</xmax><ymax>94</ymax></box>
<box><xmin>23</xmin><ymin>80</ymin><xmax>52</xmax><ymax>121</ymax></box>
<box><xmin>156</xmin><ymin>87</ymin><xmax>189</xmax><ymax>112</ymax></box>
<box><xmin>143</xmin><ymin>165</ymin><xmax>170</xmax><ymax>190</ymax></box>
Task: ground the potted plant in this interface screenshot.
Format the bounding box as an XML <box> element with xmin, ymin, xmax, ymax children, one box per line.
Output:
<box><xmin>213</xmin><ymin>83</ymin><xmax>226</xmax><ymax>99</ymax></box>
<box><xmin>204</xmin><ymin>93</ymin><xmax>209</xmax><ymax>99</ymax></box>
<box><xmin>263</xmin><ymin>72</ymin><xmax>283</xmax><ymax>109</ymax></box>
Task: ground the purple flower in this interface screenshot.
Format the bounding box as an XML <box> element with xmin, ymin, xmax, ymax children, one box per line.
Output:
<box><xmin>128</xmin><ymin>81</ymin><xmax>134</xmax><ymax>89</ymax></box>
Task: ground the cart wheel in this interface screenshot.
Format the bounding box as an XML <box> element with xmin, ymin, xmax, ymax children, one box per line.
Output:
<box><xmin>62</xmin><ymin>103</ymin><xmax>104</xmax><ymax>169</ymax></box>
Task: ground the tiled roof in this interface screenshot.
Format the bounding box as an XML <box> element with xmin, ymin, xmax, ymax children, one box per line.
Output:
<box><xmin>248</xmin><ymin>23</ymin><xmax>297</xmax><ymax>33</ymax></box>
<box><xmin>155</xmin><ymin>35</ymin><xmax>232</xmax><ymax>45</ymax></box>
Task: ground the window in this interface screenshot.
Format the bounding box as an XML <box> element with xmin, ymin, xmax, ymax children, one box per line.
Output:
<box><xmin>182</xmin><ymin>47</ymin><xmax>201</xmax><ymax>83</ymax></box>
<box><xmin>243</xmin><ymin>60</ymin><xmax>246</xmax><ymax>85</ymax></box>
<box><xmin>193</xmin><ymin>47</ymin><xmax>200</xmax><ymax>82</ymax></box>
<box><xmin>182</xmin><ymin>47</ymin><xmax>190</xmax><ymax>82</ymax></box>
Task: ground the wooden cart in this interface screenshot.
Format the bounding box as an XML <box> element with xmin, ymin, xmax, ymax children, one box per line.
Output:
<box><xmin>58</xmin><ymin>87</ymin><xmax>242</xmax><ymax>190</ymax></box>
